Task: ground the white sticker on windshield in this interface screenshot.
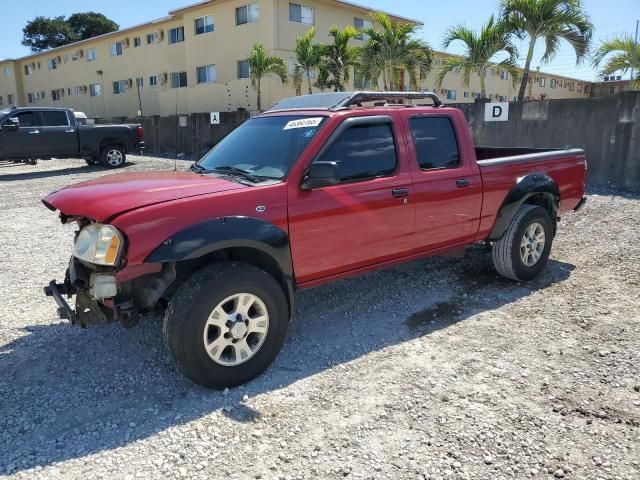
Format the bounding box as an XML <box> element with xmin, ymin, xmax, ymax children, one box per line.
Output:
<box><xmin>283</xmin><ymin>117</ymin><xmax>323</xmax><ymax>130</ymax></box>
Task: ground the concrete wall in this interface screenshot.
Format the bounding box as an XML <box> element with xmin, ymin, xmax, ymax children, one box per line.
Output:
<box><xmin>98</xmin><ymin>110</ymin><xmax>250</xmax><ymax>156</ymax></box>
<box><xmin>453</xmin><ymin>92</ymin><xmax>640</xmax><ymax>189</ymax></box>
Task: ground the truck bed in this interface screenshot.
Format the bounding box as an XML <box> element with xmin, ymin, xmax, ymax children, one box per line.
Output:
<box><xmin>474</xmin><ymin>147</ymin><xmax>588</xmax><ymax>241</ymax></box>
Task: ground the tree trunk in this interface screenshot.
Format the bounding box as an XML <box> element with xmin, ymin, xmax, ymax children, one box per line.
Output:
<box><xmin>307</xmin><ymin>71</ymin><xmax>313</xmax><ymax>95</ymax></box>
<box><xmin>480</xmin><ymin>74</ymin><xmax>486</xmax><ymax>98</ymax></box>
<box><xmin>257</xmin><ymin>78</ymin><xmax>262</xmax><ymax>112</ymax></box>
<box><xmin>518</xmin><ymin>39</ymin><xmax>536</xmax><ymax>102</ymax></box>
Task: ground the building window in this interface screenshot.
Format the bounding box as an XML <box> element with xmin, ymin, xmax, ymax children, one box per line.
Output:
<box><xmin>169</xmin><ymin>27</ymin><xmax>185</xmax><ymax>44</ymax></box>
<box><xmin>609</xmin><ymin>85</ymin><xmax>615</xmax><ymax>94</ymax></box>
<box><xmin>136</xmin><ymin>77</ymin><xmax>144</xmax><ymax>88</ymax></box>
<box><xmin>40</xmin><ymin>91</ymin><xmax>45</xmax><ymax>99</ymax></box>
<box><xmin>67</xmin><ymin>88</ymin><xmax>72</xmax><ymax>96</ymax></box>
<box><xmin>237</xmin><ymin>60</ymin><xmax>250</xmax><ymax>79</ymax></box>
<box><xmin>500</xmin><ymin>70</ymin><xmax>509</xmax><ymax>80</ymax></box>
<box><xmin>577</xmin><ymin>84</ymin><xmax>583</xmax><ymax>93</ymax></box>
<box><xmin>72</xmin><ymin>51</ymin><xmax>81</xmax><ymax>61</ymax></box>
<box><xmin>446</xmin><ymin>90</ymin><xmax>457</xmax><ymax>101</ymax></box>
<box><xmin>463</xmin><ymin>91</ymin><xmax>469</xmax><ymax>98</ymax></box>
<box><xmin>289</xmin><ymin>3</ymin><xmax>315</xmax><ymax>25</ymax></box>
<box><xmin>0</xmin><ymin>95</ymin><xmax>3</xmax><ymax>105</ymax></box>
<box><xmin>24</xmin><ymin>65</ymin><xmax>33</xmax><ymax>76</ymax></box>
<box><xmin>52</xmin><ymin>89</ymin><xmax>62</xmax><ymax>101</ymax></box>
<box><xmin>7</xmin><ymin>94</ymin><xmax>14</xmax><ymax>105</ymax></box>
<box><xmin>110</xmin><ymin>42</ymin><xmax>124</xmax><ymax>57</ymax></box>
<box><xmin>236</xmin><ymin>3</ymin><xmax>259</xmax><ymax>25</ymax></box>
<box><xmin>75</xmin><ymin>86</ymin><xmax>86</xmax><ymax>95</ymax></box>
<box><xmin>48</xmin><ymin>58</ymin><xmax>58</xmax><ymax>70</ymax></box>
<box><xmin>149</xmin><ymin>75</ymin><xmax>158</xmax><ymax>86</ymax></box>
<box><xmin>195</xmin><ymin>15</ymin><xmax>214</xmax><ymax>35</ymax></box>
<box><xmin>134</xmin><ymin>36</ymin><xmax>142</xmax><ymax>47</ymax></box>
<box><xmin>550</xmin><ymin>79</ymin><xmax>556</xmax><ymax>89</ymax></box>
<box><xmin>147</xmin><ymin>32</ymin><xmax>161</xmax><ymax>44</ymax></box>
<box><xmin>90</xmin><ymin>84</ymin><xmax>101</xmax><ymax>97</ymax></box>
<box><xmin>63</xmin><ymin>54</ymin><xmax>69</xmax><ymax>63</ymax></box>
<box><xmin>539</xmin><ymin>77</ymin><xmax>546</xmax><ymax>87</ymax></box>
<box><xmin>27</xmin><ymin>93</ymin><xmax>35</xmax><ymax>103</ymax></box>
<box><xmin>170</xmin><ymin>71</ymin><xmax>188</xmax><ymax>88</ymax></box>
<box><xmin>354</xmin><ymin>18</ymin><xmax>372</xmax><ymax>41</ymax></box>
<box><xmin>196</xmin><ymin>64</ymin><xmax>217</xmax><ymax>84</ymax></box>
<box><xmin>87</xmin><ymin>48</ymin><xmax>97</xmax><ymax>62</ymax></box>
<box><xmin>3</xmin><ymin>66</ymin><xmax>11</xmax><ymax>77</ymax></box>
<box><xmin>113</xmin><ymin>80</ymin><xmax>127</xmax><ymax>94</ymax></box>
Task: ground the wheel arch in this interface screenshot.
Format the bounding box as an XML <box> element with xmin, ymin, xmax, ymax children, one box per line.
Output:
<box><xmin>488</xmin><ymin>173</ymin><xmax>560</xmax><ymax>241</ymax></box>
<box><xmin>144</xmin><ymin>217</ymin><xmax>295</xmax><ymax>318</ymax></box>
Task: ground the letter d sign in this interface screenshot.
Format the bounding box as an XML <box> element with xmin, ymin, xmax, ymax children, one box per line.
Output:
<box><xmin>484</xmin><ymin>102</ymin><xmax>509</xmax><ymax>122</ymax></box>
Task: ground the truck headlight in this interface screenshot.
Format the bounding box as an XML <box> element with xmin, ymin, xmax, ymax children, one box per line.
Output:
<box><xmin>73</xmin><ymin>224</ymin><xmax>124</xmax><ymax>266</ymax></box>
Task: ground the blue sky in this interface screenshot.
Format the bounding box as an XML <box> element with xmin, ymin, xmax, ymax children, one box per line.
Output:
<box><xmin>2</xmin><ymin>0</ymin><xmax>639</xmax><ymax>81</ymax></box>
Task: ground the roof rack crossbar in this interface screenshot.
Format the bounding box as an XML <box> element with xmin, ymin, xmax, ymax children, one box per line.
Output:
<box><xmin>334</xmin><ymin>91</ymin><xmax>442</xmax><ymax>109</ymax></box>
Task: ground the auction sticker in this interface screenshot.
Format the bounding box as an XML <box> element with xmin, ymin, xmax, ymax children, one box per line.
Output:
<box><xmin>283</xmin><ymin>117</ymin><xmax>323</xmax><ymax>130</ymax></box>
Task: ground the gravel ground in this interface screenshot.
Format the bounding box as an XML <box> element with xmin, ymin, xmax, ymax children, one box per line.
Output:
<box><xmin>1</xmin><ymin>156</ymin><xmax>639</xmax><ymax>480</ymax></box>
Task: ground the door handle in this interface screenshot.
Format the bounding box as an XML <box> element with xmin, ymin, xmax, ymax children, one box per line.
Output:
<box><xmin>28</xmin><ymin>130</ymin><xmax>40</xmax><ymax>134</ymax></box>
<box><xmin>456</xmin><ymin>178</ymin><xmax>470</xmax><ymax>188</ymax></box>
<box><xmin>392</xmin><ymin>188</ymin><xmax>409</xmax><ymax>198</ymax></box>
<box><xmin>65</xmin><ymin>129</ymin><xmax>75</xmax><ymax>133</ymax></box>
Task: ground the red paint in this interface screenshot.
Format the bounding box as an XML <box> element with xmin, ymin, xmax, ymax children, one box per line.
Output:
<box><xmin>43</xmin><ymin>105</ymin><xmax>587</xmax><ymax>290</ymax></box>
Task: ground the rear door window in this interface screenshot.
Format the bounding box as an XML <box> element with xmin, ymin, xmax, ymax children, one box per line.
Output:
<box><xmin>409</xmin><ymin>116</ymin><xmax>460</xmax><ymax>170</ymax></box>
<box><xmin>317</xmin><ymin>121</ymin><xmax>397</xmax><ymax>183</ymax></box>
<box><xmin>41</xmin><ymin>110</ymin><xmax>70</xmax><ymax>126</ymax></box>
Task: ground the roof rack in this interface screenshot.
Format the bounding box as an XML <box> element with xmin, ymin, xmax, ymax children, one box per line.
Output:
<box><xmin>335</xmin><ymin>91</ymin><xmax>442</xmax><ymax>109</ymax></box>
<box><xmin>266</xmin><ymin>91</ymin><xmax>442</xmax><ymax>113</ymax></box>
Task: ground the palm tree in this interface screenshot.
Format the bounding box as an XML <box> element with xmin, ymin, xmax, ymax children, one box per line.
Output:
<box><xmin>592</xmin><ymin>35</ymin><xmax>640</xmax><ymax>89</ymax></box>
<box><xmin>437</xmin><ymin>16</ymin><xmax>520</xmax><ymax>98</ymax></box>
<box><xmin>295</xmin><ymin>27</ymin><xmax>322</xmax><ymax>94</ymax></box>
<box><xmin>360</xmin><ymin>12</ymin><xmax>433</xmax><ymax>91</ymax></box>
<box><xmin>317</xmin><ymin>26</ymin><xmax>361</xmax><ymax>92</ymax></box>
<box><xmin>500</xmin><ymin>0</ymin><xmax>593</xmax><ymax>102</ymax></box>
<box><xmin>246</xmin><ymin>43</ymin><xmax>288</xmax><ymax>111</ymax></box>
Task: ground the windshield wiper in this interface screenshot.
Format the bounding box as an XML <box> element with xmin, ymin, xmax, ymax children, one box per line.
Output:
<box><xmin>209</xmin><ymin>166</ymin><xmax>279</xmax><ymax>183</ymax></box>
<box><xmin>190</xmin><ymin>163</ymin><xmax>207</xmax><ymax>174</ymax></box>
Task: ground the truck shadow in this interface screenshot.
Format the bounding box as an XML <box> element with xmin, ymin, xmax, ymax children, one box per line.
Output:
<box><xmin>0</xmin><ymin>161</ymin><xmax>137</xmax><ymax>182</ymax></box>
<box><xmin>0</xmin><ymin>250</ymin><xmax>574</xmax><ymax>474</ymax></box>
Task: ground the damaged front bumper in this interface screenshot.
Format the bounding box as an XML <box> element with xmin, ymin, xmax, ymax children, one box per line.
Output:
<box><xmin>44</xmin><ymin>257</ymin><xmax>175</xmax><ymax>328</ymax></box>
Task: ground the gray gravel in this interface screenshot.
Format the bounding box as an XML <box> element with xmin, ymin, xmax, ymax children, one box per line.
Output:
<box><xmin>1</xmin><ymin>156</ymin><xmax>639</xmax><ymax>479</ymax></box>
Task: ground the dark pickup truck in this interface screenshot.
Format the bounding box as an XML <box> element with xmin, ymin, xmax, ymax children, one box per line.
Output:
<box><xmin>0</xmin><ymin>107</ymin><xmax>144</xmax><ymax>168</ymax></box>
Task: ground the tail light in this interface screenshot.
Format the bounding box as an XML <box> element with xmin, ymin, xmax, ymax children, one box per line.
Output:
<box><xmin>137</xmin><ymin>126</ymin><xmax>144</xmax><ymax>140</ymax></box>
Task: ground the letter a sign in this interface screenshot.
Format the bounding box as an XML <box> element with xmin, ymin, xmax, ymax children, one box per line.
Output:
<box><xmin>485</xmin><ymin>102</ymin><xmax>509</xmax><ymax>122</ymax></box>
<box><xmin>210</xmin><ymin>112</ymin><xmax>220</xmax><ymax>125</ymax></box>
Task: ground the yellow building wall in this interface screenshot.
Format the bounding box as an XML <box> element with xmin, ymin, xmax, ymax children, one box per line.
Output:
<box><xmin>0</xmin><ymin>60</ymin><xmax>21</xmax><ymax>107</ymax></box>
<box><xmin>7</xmin><ymin>0</ymin><xmax>591</xmax><ymax>117</ymax></box>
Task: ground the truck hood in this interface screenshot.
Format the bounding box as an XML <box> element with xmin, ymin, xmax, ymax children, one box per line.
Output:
<box><xmin>43</xmin><ymin>171</ymin><xmax>248</xmax><ymax>222</ymax></box>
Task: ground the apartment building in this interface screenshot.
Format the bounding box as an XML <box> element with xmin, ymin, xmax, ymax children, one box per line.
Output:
<box><xmin>0</xmin><ymin>0</ymin><xmax>592</xmax><ymax>118</ymax></box>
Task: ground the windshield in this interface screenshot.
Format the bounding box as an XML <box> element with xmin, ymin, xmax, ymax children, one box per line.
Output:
<box><xmin>196</xmin><ymin>115</ymin><xmax>327</xmax><ymax>181</ymax></box>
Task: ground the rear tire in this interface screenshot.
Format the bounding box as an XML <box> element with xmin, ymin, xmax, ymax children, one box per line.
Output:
<box><xmin>100</xmin><ymin>145</ymin><xmax>126</xmax><ymax>169</ymax></box>
<box><xmin>163</xmin><ymin>262</ymin><xmax>289</xmax><ymax>389</ymax></box>
<box><xmin>492</xmin><ymin>204</ymin><xmax>553</xmax><ymax>281</ymax></box>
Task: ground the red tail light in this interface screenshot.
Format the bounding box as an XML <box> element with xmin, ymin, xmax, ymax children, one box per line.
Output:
<box><xmin>137</xmin><ymin>126</ymin><xmax>144</xmax><ymax>140</ymax></box>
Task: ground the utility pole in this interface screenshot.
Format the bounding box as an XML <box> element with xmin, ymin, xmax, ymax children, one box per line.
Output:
<box><xmin>632</xmin><ymin>20</ymin><xmax>639</xmax><ymax>81</ymax></box>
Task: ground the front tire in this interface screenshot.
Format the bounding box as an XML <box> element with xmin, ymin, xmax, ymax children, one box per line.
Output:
<box><xmin>163</xmin><ymin>262</ymin><xmax>289</xmax><ymax>389</ymax></box>
<box><xmin>492</xmin><ymin>204</ymin><xmax>553</xmax><ymax>281</ymax></box>
<box><xmin>100</xmin><ymin>145</ymin><xmax>126</xmax><ymax>169</ymax></box>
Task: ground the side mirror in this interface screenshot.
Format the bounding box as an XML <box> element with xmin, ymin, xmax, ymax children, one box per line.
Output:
<box><xmin>301</xmin><ymin>161</ymin><xmax>340</xmax><ymax>190</ymax></box>
<box><xmin>2</xmin><ymin>118</ymin><xmax>19</xmax><ymax>132</ymax></box>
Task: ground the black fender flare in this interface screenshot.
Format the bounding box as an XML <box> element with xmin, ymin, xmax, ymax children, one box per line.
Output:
<box><xmin>488</xmin><ymin>173</ymin><xmax>560</xmax><ymax>241</ymax></box>
<box><xmin>144</xmin><ymin>216</ymin><xmax>295</xmax><ymax>314</ymax></box>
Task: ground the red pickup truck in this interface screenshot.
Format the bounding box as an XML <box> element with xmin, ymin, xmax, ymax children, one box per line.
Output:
<box><xmin>43</xmin><ymin>92</ymin><xmax>587</xmax><ymax>389</ymax></box>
